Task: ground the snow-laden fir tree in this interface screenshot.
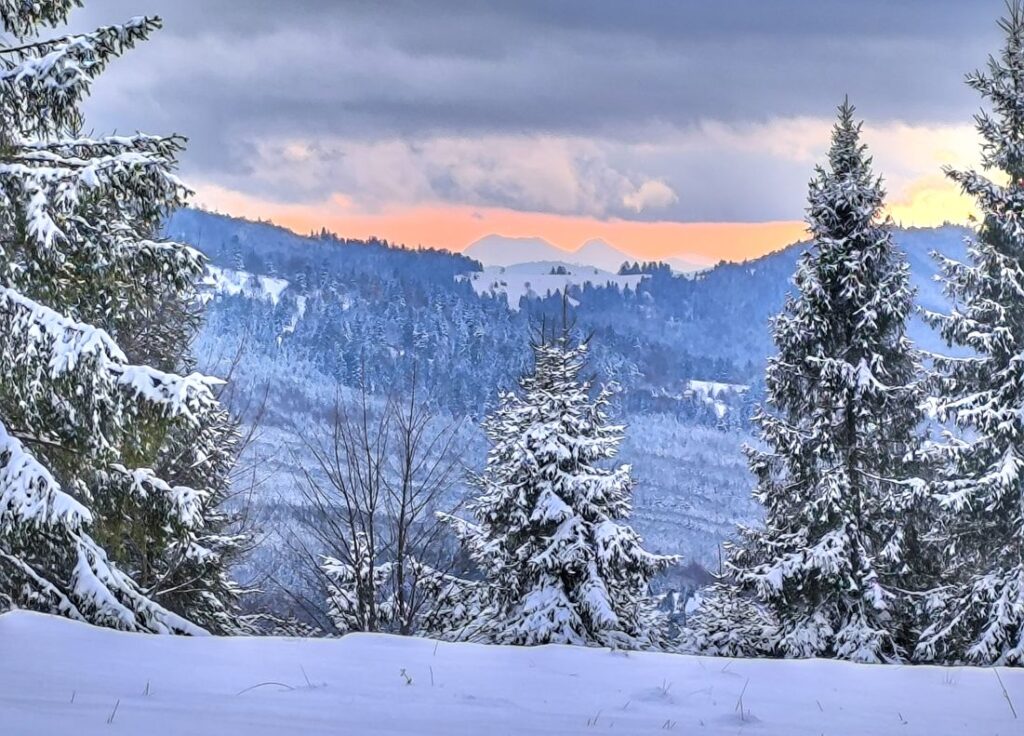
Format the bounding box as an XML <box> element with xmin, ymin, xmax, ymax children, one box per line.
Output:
<box><xmin>442</xmin><ymin>329</ymin><xmax>676</xmax><ymax>649</ymax></box>
<box><xmin>679</xmin><ymin>584</ymin><xmax>778</xmax><ymax>658</ymax></box>
<box><xmin>98</xmin><ymin>262</ymin><xmax>248</xmax><ymax>634</ymax></box>
<box><xmin>322</xmin><ymin>545</ymin><xmax>477</xmax><ymax>637</ymax></box>
<box><xmin>414</xmin><ymin>561</ymin><xmax>483</xmax><ymax>639</ymax></box>
<box><xmin>917</xmin><ymin>2</ymin><xmax>1024</xmax><ymax>666</ymax></box>
<box><xmin>0</xmin><ymin>0</ymin><xmax>235</xmax><ymax>632</ymax></box>
<box><xmin>121</xmin><ymin>396</ymin><xmax>247</xmax><ymax>634</ymax></box>
<box><xmin>322</xmin><ymin>532</ymin><xmax>394</xmax><ymax>633</ymax></box>
<box><xmin>729</xmin><ymin>101</ymin><xmax>926</xmax><ymax>663</ymax></box>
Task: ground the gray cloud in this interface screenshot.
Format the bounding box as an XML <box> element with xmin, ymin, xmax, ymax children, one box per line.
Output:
<box><xmin>63</xmin><ymin>1</ymin><xmax>1005</xmax><ymax>222</ymax></box>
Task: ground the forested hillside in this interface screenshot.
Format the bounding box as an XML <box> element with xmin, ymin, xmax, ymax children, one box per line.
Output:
<box><xmin>164</xmin><ymin>208</ymin><xmax>968</xmax><ymax>595</ymax></box>
<box><xmin>170</xmin><ymin>209</ymin><xmax>967</xmax><ymax>413</ymax></box>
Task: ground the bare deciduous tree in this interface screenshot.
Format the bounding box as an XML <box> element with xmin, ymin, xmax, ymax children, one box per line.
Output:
<box><xmin>286</xmin><ymin>367</ymin><xmax>464</xmax><ymax>635</ymax></box>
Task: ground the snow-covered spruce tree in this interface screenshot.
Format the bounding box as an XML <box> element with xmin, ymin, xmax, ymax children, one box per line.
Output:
<box><xmin>729</xmin><ymin>101</ymin><xmax>926</xmax><ymax>663</ymax></box>
<box><xmin>0</xmin><ymin>1</ymin><xmax>230</xmax><ymax>632</ymax></box>
<box><xmin>414</xmin><ymin>561</ymin><xmax>483</xmax><ymax>639</ymax></box>
<box><xmin>322</xmin><ymin>546</ymin><xmax>482</xmax><ymax>637</ymax></box>
<box><xmin>679</xmin><ymin>584</ymin><xmax>778</xmax><ymax>658</ymax></box>
<box><xmin>916</xmin><ymin>3</ymin><xmax>1024</xmax><ymax>666</ymax></box>
<box><xmin>322</xmin><ymin>532</ymin><xmax>394</xmax><ymax>633</ymax></box>
<box><xmin>124</xmin><ymin>402</ymin><xmax>248</xmax><ymax>634</ymax></box>
<box><xmin>95</xmin><ymin>256</ymin><xmax>248</xmax><ymax>634</ymax></box>
<box><xmin>442</xmin><ymin>331</ymin><xmax>676</xmax><ymax>649</ymax></box>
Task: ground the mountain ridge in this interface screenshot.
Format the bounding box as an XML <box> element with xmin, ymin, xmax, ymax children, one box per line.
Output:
<box><xmin>465</xmin><ymin>233</ymin><xmax>709</xmax><ymax>273</ymax></box>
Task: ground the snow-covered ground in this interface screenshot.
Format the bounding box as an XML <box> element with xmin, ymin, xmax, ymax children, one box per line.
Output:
<box><xmin>2</xmin><ymin>612</ymin><xmax>1020</xmax><ymax>736</ymax></box>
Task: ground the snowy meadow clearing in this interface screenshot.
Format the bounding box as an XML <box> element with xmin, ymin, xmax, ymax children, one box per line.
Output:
<box><xmin>2</xmin><ymin>611</ymin><xmax>1021</xmax><ymax>736</ymax></box>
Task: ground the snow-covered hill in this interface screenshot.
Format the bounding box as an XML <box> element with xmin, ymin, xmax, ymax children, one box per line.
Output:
<box><xmin>462</xmin><ymin>261</ymin><xmax>645</xmax><ymax>309</ymax></box>
<box><xmin>202</xmin><ymin>265</ymin><xmax>289</xmax><ymax>305</ymax></box>
<box><xmin>686</xmin><ymin>380</ymin><xmax>751</xmax><ymax>419</ymax></box>
<box><xmin>1</xmin><ymin>611</ymin><xmax>1019</xmax><ymax>736</ymax></box>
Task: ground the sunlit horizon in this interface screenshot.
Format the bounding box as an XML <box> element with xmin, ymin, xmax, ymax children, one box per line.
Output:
<box><xmin>194</xmin><ymin>180</ymin><xmax>974</xmax><ymax>264</ymax></box>
<box><xmin>188</xmin><ymin>117</ymin><xmax>982</xmax><ymax>264</ymax></box>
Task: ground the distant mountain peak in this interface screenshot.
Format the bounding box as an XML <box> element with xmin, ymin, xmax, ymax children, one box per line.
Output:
<box><xmin>464</xmin><ymin>234</ymin><xmax>567</xmax><ymax>267</ymax></box>
<box><xmin>574</xmin><ymin>239</ymin><xmax>630</xmax><ymax>270</ymax></box>
<box><xmin>577</xmin><ymin>238</ymin><xmax>618</xmax><ymax>251</ymax></box>
<box><xmin>464</xmin><ymin>233</ymin><xmax>707</xmax><ymax>273</ymax></box>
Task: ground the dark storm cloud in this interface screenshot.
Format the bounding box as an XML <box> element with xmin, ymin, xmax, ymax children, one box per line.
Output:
<box><xmin>66</xmin><ymin>1</ymin><xmax>1004</xmax><ymax>220</ymax></box>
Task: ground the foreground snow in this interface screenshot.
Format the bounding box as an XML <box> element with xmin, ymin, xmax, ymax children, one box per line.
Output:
<box><xmin>1</xmin><ymin>612</ymin><xmax>1020</xmax><ymax>735</ymax></box>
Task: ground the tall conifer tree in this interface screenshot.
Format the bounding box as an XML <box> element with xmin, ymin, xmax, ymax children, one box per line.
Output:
<box><xmin>444</xmin><ymin>329</ymin><xmax>675</xmax><ymax>649</ymax></box>
<box><xmin>0</xmin><ymin>0</ymin><xmax>238</xmax><ymax>632</ymax></box>
<box><xmin>917</xmin><ymin>2</ymin><xmax>1024</xmax><ymax>666</ymax></box>
<box><xmin>731</xmin><ymin>102</ymin><xmax>925</xmax><ymax>663</ymax></box>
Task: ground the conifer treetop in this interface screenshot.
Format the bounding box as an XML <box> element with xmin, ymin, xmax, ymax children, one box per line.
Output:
<box><xmin>0</xmin><ymin>12</ymin><xmax>162</xmax><ymax>139</ymax></box>
<box><xmin>733</xmin><ymin>101</ymin><xmax>923</xmax><ymax>664</ymax></box>
<box><xmin>959</xmin><ymin>0</ymin><xmax>1024</xmax><ymax>182</ymax></box>
<box><xmin>0</xmin><ymin>0</ymin><xmax>80</xmax><ymax>37</ymax></box>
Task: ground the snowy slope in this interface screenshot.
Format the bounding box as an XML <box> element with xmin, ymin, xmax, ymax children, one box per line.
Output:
<box><xmin>686</xmin><ymin>380</ymin><xmax>750</xmax><ymax>398</ymax></box>
<box><xmin>685</xmin><ymin>380</ymin><xmax>751</xmax><ymax>419</ymax></box>
<box><xmin>463</xmin><ymin>262</ymin><xmax>645</xmax><ymax>309</ymax></box>
<box><xmin>2</xmin><ymin>612</ymin><xmax>1021</xmax><ymax>736</ymax></box>
<box><xmin>202</xmin><ymin>265</ymin><xmax>289</xmax><ymax>305</ymax></box>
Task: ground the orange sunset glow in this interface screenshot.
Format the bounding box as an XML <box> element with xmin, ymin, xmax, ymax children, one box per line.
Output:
<box><xmin>199</xmin><ymin>192</ymin><xmax>806</xmax><ymax>262</ymax></box>
<box><xmin>196</xmin><ymin>178</ymin><xmax>977</xmax><ymax>264</ymax></box>
<box><xmin>188</xmin><ymin>118</ymin><xmax>983</xmax><ymax>262</ymax></box>
<box><xmin>193</xmin><ymin>183</ymin><xmax>806</xmax><ymax>262</ymax></box>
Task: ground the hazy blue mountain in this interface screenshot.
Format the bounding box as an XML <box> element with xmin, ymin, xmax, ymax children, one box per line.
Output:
<box><xmin>465</xmin><ymin>234</ymin><xmax>571</xmax><ymax>266</ymax></box>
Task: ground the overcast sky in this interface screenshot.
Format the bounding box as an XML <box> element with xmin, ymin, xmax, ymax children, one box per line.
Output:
<box><xmin>70</xmin><ymin>1</ymin><xmax>1004</xmax><ymax>260</ymax></box>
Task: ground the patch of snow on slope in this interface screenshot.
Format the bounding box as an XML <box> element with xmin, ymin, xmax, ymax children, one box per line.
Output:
<box><xmin>203</xmin><ymin>265</ymin><xmax>289</xmax><ymax>305</ymax></box>
<box><xmin>279</xmin><ymin>295</ymin><xmax>308</xmax><ymax>343</ymax></box>
<box><xmin>462</xmin><ymin>263</ymin><xmax>644</xmax><ymax>310</ymax></box>
<box><xmin>685</xmin><ymin>380</ymin><xmax>751</xmax><ymax>419</ymax></box>
<box><xmin>1</xmin><ymin>611</ymin><xmax>1021</xmax><ymax>736</ymax></box>
<box><xmin>686</xmin><ymin>380</ymin><xmax>750</xmax><ymax>398</ymax></box>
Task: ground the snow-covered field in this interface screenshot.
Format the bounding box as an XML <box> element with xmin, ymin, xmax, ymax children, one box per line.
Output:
<box><xmin>2</xmin><ymin>612</ymin><xmax>1020</xmax><ymax>735</ymax></box>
